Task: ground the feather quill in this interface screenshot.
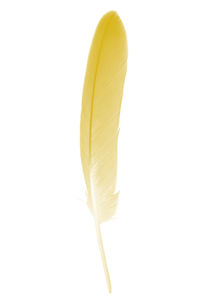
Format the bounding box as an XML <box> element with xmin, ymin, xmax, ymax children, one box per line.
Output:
<box><xmin>80</xmin><ymin>11</ymin><xmax>128</xmax><ymax>292</ymax></box>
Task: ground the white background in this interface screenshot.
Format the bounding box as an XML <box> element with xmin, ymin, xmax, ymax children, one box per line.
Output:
<box><xmin>0</xmin><ymin>0</ymin><xmax>200</xmax><ymax>299</ymax></box>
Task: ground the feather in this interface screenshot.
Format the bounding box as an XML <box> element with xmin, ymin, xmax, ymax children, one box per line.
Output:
<box><xmin>80</xmin><ymin>11</ymin><xmax>128</xmax><ymax>292</ymax></box>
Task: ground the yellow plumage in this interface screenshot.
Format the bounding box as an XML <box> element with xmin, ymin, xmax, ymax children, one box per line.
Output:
<box><xmin>80</xmin><ymin>11</ymin><xmax>128</xmax><ymax>292</ymax></box>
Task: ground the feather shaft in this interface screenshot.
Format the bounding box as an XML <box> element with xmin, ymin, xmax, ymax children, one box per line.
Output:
<box><xmin>95</xmin><ymin>222</ymin><xmax>112</xmax><ymax>292</ymax></box>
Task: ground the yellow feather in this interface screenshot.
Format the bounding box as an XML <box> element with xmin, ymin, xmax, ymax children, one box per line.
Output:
<box><xmin>80</xmin><ymin>11</ymin><xmax>128</xmax><ymax>292</ymax></box>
